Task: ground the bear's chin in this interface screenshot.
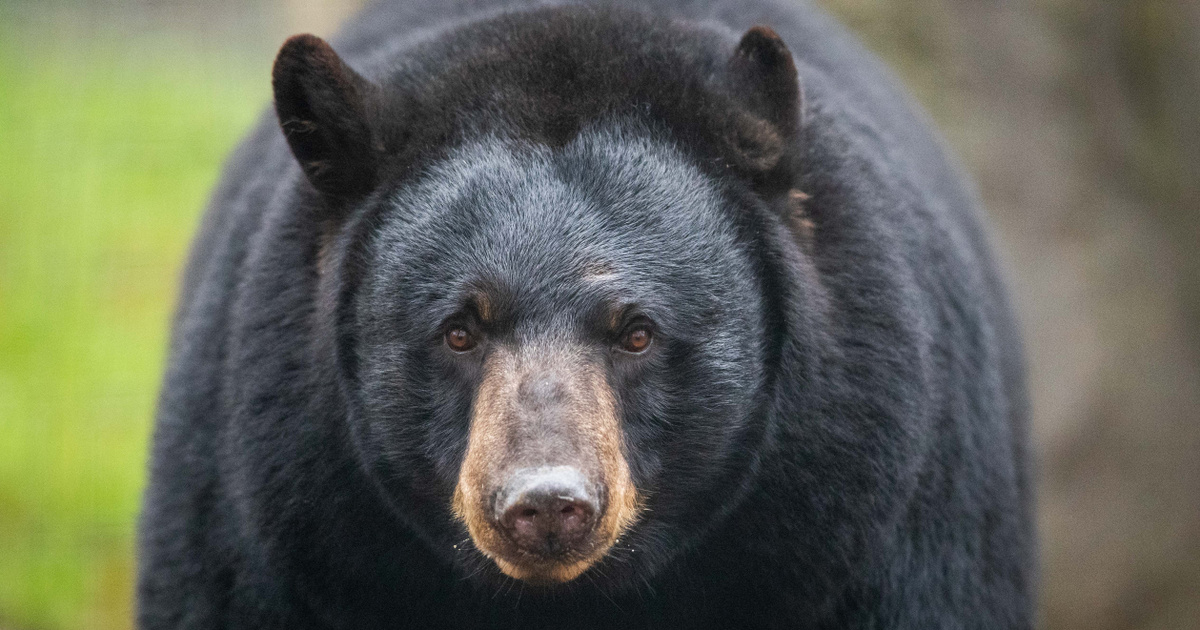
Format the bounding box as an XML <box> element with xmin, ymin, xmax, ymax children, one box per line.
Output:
<box><xmin>467</xmin><ymin>527</ymin><xmax>620</xmax><ymax>585</ymax></box>
<box><xmin>490</xmin><ymin>556</ymin><xmax>597</xmax><ymax>585</ymax></box>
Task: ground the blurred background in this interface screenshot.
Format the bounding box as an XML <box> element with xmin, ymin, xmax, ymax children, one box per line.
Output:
<box><xmin>0</xmin><ymin>0</ymin><xmax>1197</xmax><ymax>628</ymax></box>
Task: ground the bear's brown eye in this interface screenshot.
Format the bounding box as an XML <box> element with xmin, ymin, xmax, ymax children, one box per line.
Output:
<box><xmin>619</xmin><ymin>325</ymin><xmax>653</xmax><ymax>354</ymax></box>
<box><xmin>446</xmin><ymin>327</ymin><xmax>476</xmax><ymax>352</ymax></box>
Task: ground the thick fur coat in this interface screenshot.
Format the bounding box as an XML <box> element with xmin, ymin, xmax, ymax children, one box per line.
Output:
<box><xmin>138</xmin><ymin>0</ymin><xmax>1035</xmax><ymax>628</ymax></box>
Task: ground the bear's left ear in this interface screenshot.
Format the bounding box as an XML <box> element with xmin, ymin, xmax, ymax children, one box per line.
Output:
<box><xmin>724</xmin><ymin>26</ymin><xmax>802</xmax><ymax>173</ymax></box>
<box><xmin>272</xmin><ymin>34</ymin><xmax>380</xmax><ymax>201</ymax></box>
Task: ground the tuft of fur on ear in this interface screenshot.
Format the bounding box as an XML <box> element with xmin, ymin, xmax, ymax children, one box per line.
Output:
<box><xmin>272</xmin><ymin>34</ymin><xmax>379</xmax><ymax>201</ymax></box>
<box><xmin>786</xmin><ymin>188</ymin><xmax>815</xmax><ymax>249</ymax></box>
<box><xmin>725</xmin><ymin>26</ymin><xmax>802</xmax><ymax>174</ymax></box>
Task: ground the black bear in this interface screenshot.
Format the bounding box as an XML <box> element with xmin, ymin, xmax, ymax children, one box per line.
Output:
<box><xmin>138</xmin><ymin>0</ymin><xmax>1035</xmax><ymax>628</ymax></box>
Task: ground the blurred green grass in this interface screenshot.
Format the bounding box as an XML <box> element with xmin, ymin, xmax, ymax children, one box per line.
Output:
<box><xmin>0</xmin><ymin>16</ymin><xmax>265</xmax><ymax>630</ymax></box>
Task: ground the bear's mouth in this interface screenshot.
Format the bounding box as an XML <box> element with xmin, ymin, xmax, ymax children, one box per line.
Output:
<box><xmin>451</xmin><ymin>344</ymin><xmax>640</xmax><ymax>583</ymax></box>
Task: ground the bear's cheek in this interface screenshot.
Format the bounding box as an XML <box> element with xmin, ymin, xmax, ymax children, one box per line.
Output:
<box><xmin>610</xmin><ymin>346</ymin><xmax>765</xmax><ymax>532</ymax></box>
<box><xmin>451</xmin><ymin>343</ymin><xmax>640</xmax><ymax>583</ymax></box>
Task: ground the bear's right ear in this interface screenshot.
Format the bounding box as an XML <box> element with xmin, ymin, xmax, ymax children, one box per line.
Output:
<box><xmin>272</xmin><ymin>34</ymin><xmax>379</xmax><ymax>201</ymax></box>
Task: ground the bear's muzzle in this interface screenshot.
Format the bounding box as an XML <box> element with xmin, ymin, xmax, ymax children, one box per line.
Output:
<box><xmin>452</xmin><ymin>343</ymin><xmax>639</xmax><ymax>583</ymax></box>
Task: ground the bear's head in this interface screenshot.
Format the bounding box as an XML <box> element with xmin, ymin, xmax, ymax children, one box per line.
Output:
<box><xmin>270</xmin><ymin>8</ymin><xmax>807</xmax><ymax>590</ymax></box>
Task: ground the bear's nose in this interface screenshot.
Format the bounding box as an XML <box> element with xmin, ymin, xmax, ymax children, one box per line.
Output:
<box><xmin>495</xmin><ymin>466</ymin><xmax>598</xmax><ymax>556</ymax></box>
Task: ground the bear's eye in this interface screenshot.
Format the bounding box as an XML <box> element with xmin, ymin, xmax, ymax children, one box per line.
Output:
<box><xmin>445</xmin><ymin>327</ymin><xmax>477</xmax><ymax>352</ymax></box>
<box><xmin>618</xmin><ymin>322</ymin><xmax>653</xmax><ymax>354</ymax></box>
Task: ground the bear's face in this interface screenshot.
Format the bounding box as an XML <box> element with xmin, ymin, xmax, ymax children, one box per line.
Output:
<box><xmin>348</xmin><ymin>127</ymin><xmax>767</xmax><ymax>586</ymax></box>
<box><xmin>269</xmin><ymin>14</ymin><xmax>803</xmax><ymax>590</ymax></box>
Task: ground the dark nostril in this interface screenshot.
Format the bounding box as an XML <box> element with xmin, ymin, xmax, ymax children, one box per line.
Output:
<box><xmin>501</xmin><ymin>497</ymin><xmax>594</xmax><ymax>546</ymax></box>
<box><xmin>495</xmin><ymin>466</ymin><xmax>599</xmax><ymax>555</ymax></box>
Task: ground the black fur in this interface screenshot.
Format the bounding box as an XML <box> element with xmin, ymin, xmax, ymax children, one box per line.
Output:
<box><xmin>138</xmin><ymin>1</ymin><xmax>1035</xmax><ymax>628</ymax></box>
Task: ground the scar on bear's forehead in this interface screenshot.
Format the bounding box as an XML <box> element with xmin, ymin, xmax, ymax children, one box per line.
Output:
<box><xmin>580</xmin><ymin>261</ymin><xmax>626</xmax><ymax>330</ymax></box>
<box><xmin>581</xmin><ymin>260</ymin><xmax>618</xmax><ymax>283</ymax></box>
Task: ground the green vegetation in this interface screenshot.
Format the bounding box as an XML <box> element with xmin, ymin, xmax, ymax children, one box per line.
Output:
<box><xmin>0</xmin><ymin>18</ymin><xmax>265</xmax><ymax>630</ymax></box>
